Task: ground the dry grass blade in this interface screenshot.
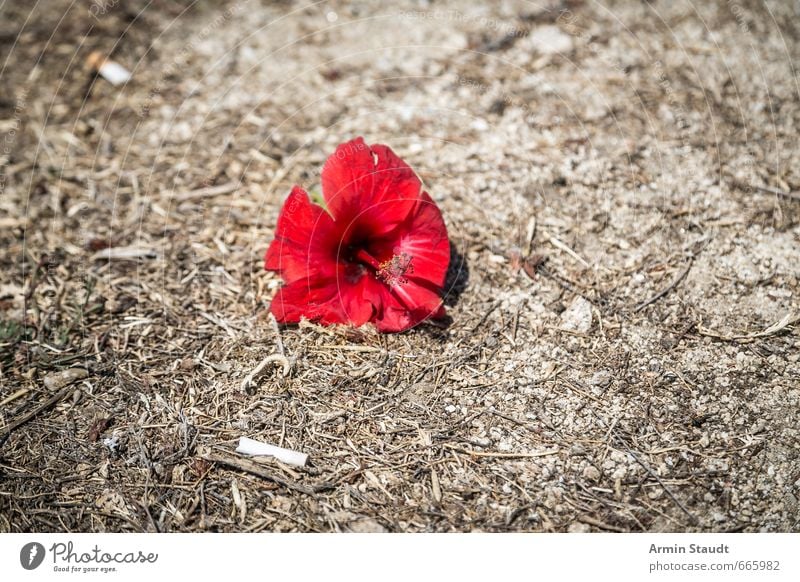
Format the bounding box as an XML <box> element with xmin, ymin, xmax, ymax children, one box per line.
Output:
<box><xmin>443</xmin><ymin>444</ymin><xmax>560</xmax><ymax>458</ymax></box>
<box><xmin>731</xmin><ymin>180</ymin><xmax>800</xmax><ymax>202</ymax></box>
<box><xmin>173</xmin><ymin>181</ymin><xmax>239</xmax><ymax>202</ymax></box>
<box><xmin>698</xmin><ymin>312</ymin><xmax>799</xmax><ymax>342</ymax></box>
<box><xmin>90</xmin><ymin>246</ymin><xmax>160</xmax><ymax>261</ymax></box>
<box><xmin>633</xmin><ymin>259</ymin><xmax>693</xmax><ymax>312</ymax></box>
<box><xmin>240</xmin><ymin>354</ymin><xmax>291</xmax><ymax>390</ymax></box>
<box><xmin>547</xmin><ymin>235</ymin><xmax>590</xmax><ymax>269</ymax></box>
<box><xmin>1</xmin><ymin>384</ymin><xmax>74</xmax><ymax>438</ymax></box>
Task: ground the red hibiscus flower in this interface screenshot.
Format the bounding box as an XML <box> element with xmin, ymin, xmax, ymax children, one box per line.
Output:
<box><xmin>265</xmin><ymin>137</ymin><xmax>450</xmax><ymax>333</ymax></box>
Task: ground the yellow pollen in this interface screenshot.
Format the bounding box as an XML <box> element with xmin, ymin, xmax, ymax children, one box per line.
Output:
<box><xmin>377</xmin><ymin>252</ymin><xmax>414</xmax><ymax>286</ymax></box>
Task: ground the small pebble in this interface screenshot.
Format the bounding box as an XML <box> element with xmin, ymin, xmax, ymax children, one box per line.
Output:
<box><xmin>43</xmin><ymin>368</ymin><xmax>88</xmax><ymax>391</ymax></box>
<box><xmin>582</xmin><ymin>466</ymin><xmax>601</xmax><ymax>481</ymax></box>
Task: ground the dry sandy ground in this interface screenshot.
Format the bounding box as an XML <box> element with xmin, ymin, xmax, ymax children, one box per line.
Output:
<box><xmin>0</xmin><ymin>0</ymin><xmax>798</xmax><ymax>532</ymax></box>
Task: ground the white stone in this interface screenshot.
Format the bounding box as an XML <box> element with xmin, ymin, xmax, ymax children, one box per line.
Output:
<box><xmin>560</xmin><ymin>296</ymin><xmax>593</xmax><ymax>333</ymax></box>
<box><xmin>528</xmin><ymin>25</ymin><xmax>574</xmax><ymax>55</ymax></box>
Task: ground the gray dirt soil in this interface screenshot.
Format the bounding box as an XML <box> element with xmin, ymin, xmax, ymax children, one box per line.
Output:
<box><xmin>0</xmin><ymin>0</ymin><xmax>798</xmax><ymax>532</ymax></box>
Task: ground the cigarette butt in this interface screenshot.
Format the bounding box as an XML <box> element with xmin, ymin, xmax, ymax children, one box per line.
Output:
<box><xmin>235</xmin><ymin>437</ymin><xmax>308</xmax><ymax>467</ymax></box>
<box><xmin>87</xmin><ymin>51</ymin><xmax>131</xmax><ymax>86</ymax></box>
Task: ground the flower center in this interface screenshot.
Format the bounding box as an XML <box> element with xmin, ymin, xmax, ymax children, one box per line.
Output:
<box><xmin>353</xmin><ymin>248</ymin><xmax>414</xmax><ymax>286</ymax></box>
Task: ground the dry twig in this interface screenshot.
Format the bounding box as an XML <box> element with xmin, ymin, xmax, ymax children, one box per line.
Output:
<box><xmin>199</xmin><ymin>448</ymin><xmax>333</xmax><ymax>496</ymax></box>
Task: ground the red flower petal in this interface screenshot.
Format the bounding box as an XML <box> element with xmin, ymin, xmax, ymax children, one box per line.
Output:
<box><xmin>265</xmin><ymin>186</ymin><xmax>341</xmax><ymax>283</ymax></box>
<box><xmin>374</xmin><ymin>277</ymin><xmax>445</xmax><ymax>332</ymax></box>
<box><xmin>269</xmin><ymin>273</ymin><xmax>375</xmax><ymax>327</ymax></box>
<box><xmin>322</xmin><ymin>138</ymin><xmax>420</xmax><ymax>236</ymax></box>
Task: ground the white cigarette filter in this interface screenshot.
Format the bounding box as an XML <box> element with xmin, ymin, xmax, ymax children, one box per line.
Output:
<box><xmin>86</xmin><ymin>51</ymin><xmax>132</xmax><ymax>86</ymax></box>
<box><xmin>98</xmin><ymin>61</ymin><xmax>132</xmax><ymax>86</ymax></box>
<box><xmin>235</xmin><ymin>437</ymin><xmax>308</xmax><ymax>467</ymax></box>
